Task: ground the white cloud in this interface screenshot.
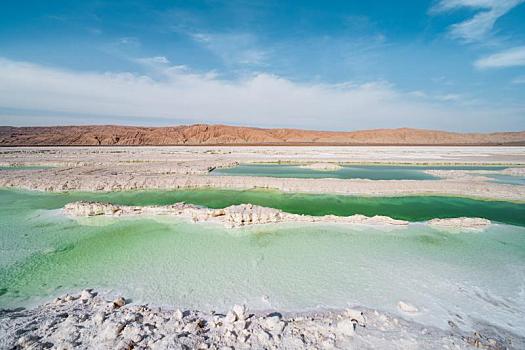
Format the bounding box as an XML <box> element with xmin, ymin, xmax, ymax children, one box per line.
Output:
<box><xmin>117</xmin><ymin>37</ymin><xmax>141</xmax><ymax>46</ymax></box>
<box><xmin>431</xmin><ymin>0</ymin><xmax>525</xmax><ymax>42</ymax></box>
<box><xmin>0</xmin><ymin>57</ymin><xmax>522</xmax><ymax>131</ymax></box>
<box><xmin>436</xmin><ymin>93</ymin><xmax>463</xmax><ymax>101</ymax></box>
<box><xmin>190</xmin><ymin>32</ymin><xmax>268</xmax><ymax>66</ymax></box>
<box><xmin>135</xmin><ymin>56</ymin><xmax>171</xmax><ymax>66</ymax></box>
<box><xmin>474</xmin><ymin>46</ymin><xmax>525</xmax><ymax>68</ymax></box>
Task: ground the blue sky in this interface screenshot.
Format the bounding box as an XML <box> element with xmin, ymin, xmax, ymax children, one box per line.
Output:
<box><xmin>1</xmin><ymin>0</ymin><xmax>525</xmax><ymax>131</ymax></box>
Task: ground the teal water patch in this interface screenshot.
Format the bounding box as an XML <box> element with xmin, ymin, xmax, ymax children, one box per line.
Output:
<box><xmin>3</xmin><ymin>187</ymin><xmax>525</xmax><ymax>226</ymax></box>
<box><xmin>211</xmin><ymin>163</ymin><xmax>507</xmax><ymax>180</ymax></box>
<box><xmin>0</xmin><ymin>194</ymin><xmax>525</xmax><ymax>333</ymax></box>
<box><xmin>0</xmin><ymin>166</ymin><xmax>53</xmax><ymax>171</ymax></box>
<box><xmin>487</xmin><ymin>174</ymin><xmax>525</xmax><ymax>186</ymax></box>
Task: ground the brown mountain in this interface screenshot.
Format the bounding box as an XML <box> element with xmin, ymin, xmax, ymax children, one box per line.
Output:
<box><xmin>1</xmin><ymin>124</ymin><xmax>524</xmax><ymax>146</ymax></box>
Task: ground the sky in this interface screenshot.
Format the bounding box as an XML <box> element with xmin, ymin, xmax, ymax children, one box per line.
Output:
<box><xmin>0</xmin><ymin>0</ymin><xmax>525</xmax><ymax>132</ymax></box>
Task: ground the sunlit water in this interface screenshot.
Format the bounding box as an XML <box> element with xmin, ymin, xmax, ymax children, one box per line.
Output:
<box><xmin>211</xmin><ymin>163</ymin><xmax>507</xmax><ymax>180</ymax></box>
<box><xmin>1</xmin><ymin>189</ymin><xmax>524</xmax><ymax>335</ymax></box>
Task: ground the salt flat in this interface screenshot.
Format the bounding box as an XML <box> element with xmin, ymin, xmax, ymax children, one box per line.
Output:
<box><xmin>2</xmin><ymin>146</ymin><xmax>525</xmax><ymax>165</ymax></box>
<box><xmin>1</xmin><ymin>146</ymin><xmax>525</xmax><ymax>349</ymax></box>
<box><xmin>1</xmin><ymin>146</ymin><xmax>525</xmax><ymax>201</ymax></box>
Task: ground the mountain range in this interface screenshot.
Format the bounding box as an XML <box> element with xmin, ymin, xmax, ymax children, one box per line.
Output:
<box><xmin>1</xmin><ymin>125</ymin><xmax>524</xmax><ymax>146</ymax></box>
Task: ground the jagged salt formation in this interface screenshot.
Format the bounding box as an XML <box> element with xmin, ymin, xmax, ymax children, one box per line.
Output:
<box><xmin>0</xmin><ymin>290</ymin><xmax>506</xmax><ymax>350</ymax></box>
<box><xmin>64</xmin><ymin>202</ymin><xmax>493</xmax><ymax>230</ymax></box>
<box><xmin>63</xmin><ymin>201</ymin><xmax>409</xmax><ymax>228</ymax></box>
<box><xmin>428</xmin><ymin>217</ymin><xmax>491</xmax><ymax>230</ymax></box>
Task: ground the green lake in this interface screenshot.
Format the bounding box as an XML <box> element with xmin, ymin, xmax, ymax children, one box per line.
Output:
<box><xmin>2</xmin><ymin>188</ymin><xmax>521</xmax><ymax>225</ymax></box>
<box><xmin>1</xmin><ymin>188</ymin><xmax>524</xmax><ymax>334</ymax></box>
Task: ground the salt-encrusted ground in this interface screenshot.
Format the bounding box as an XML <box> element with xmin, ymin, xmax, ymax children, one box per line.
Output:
<box><xmin>1</xmin><ymin>146</ymin><xmax>525</xmax><ymax>201</ymax></box>
<box><xmin>1</xmin><ymin>146</ymin><xmax>524</xmax><ymax>349</ymax></box>
<box><xmin>2</xmin><ymin>290</ymin><xmax>521</xmax><ymax>350</ymax></box>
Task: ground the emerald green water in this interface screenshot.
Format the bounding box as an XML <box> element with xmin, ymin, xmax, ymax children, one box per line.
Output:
<box><xmin>212</xmin><ymin>163</ymin><xmax>507</xmax><ymax>180</ymax></box>
<box><xmin>3</xmin><ymin>188</ymin><xmax>521</xmax><ymax>226</ymax></box>
<box><xmin>1</xmin><ymin>188</ymin><xmax>525</xmax><ymax>334</ymax></box>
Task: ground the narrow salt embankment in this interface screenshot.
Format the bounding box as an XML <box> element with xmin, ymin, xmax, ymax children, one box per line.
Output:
<box><xmin>63</xmin><ymin>201</ymin><xmax>492</xmax><ymax>230</ymax></box>
<box><xmin>0</xmin><ymin>289</ymin><xmax>512</xmax><ymax>350</ymax></box>
<box><xmin>298</xmin><ymin>162</ymin><xmax>343</xmax><ymax>171</ymax></box>
<box><xmin>424</xmin><ymin>167</ymin><xmax>525</xmax><ymax>181</ymax></box>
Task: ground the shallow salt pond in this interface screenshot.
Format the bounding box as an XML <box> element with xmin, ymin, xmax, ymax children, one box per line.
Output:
<box><xmin>486</xmin><ymin>174</ymin><xmax>525</xmax><ymax>186</ymax></box>
<box><xmin>211</xmin><ymin>163</ymin><xmax>507</xmax><ymax>180</ymax></box>
<box><xmin>1</xmin><ymin>189</ymin><xmax>525</xmax><ymax>335</ymax></box>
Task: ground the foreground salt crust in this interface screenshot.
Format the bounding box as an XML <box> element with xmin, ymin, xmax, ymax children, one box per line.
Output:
<box><xmin>0</xmin><ymin>290</ymin><xmax>512</xmax><ymax>350</ymax></box>
<box><xmin>64</xmin><ymin>201</ymin><xmax>409</xmax><ymax>228</ymax></box>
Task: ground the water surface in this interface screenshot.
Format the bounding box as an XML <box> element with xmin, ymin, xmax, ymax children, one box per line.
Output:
<box><xmin>3</xmin><ymin>188</ymin><xmax>521</xmax><ymax>225</ymax></box>
<box><xmin>487</xmin><ymin>174</ymin><xmax>525</xmax><ymax>186</ymax></box>
<box><xmin>212</xmin><ymin>163</ymin><xmax>507</xmax><ymax>180</ymax></box>
<box><xmin>0</xmin><ymin>188</ymin><xmax>524</xmax><ymax>335</ymax></box>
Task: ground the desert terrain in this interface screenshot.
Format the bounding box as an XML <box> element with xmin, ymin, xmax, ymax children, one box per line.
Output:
<box><xmin>2</xmin><ymin>124</ymin><xmax>525</xmax><ymax>146</ymax></box>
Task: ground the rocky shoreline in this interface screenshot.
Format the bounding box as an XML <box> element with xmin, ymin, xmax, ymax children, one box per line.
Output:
<box><xmin>1</xmin><ymin>290</ymin><xmax>518</xmax><ymax>350</ymax></box>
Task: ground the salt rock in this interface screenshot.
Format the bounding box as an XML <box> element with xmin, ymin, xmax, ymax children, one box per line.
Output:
<box><xmin>183</xmin><ymin>322</ymin><xmax>199</xmax><ymax>333</ymax></box>
<box><xmin>16</xmin><ymin>335</ymin><xmax>38</xmax><ymax>347</ymax></box>
<box><xmin>174</xmin><ymin>308</ymin><xmax>183</xmax><ymax>320</ymax></box>
<box><xmin>80</xmin><ymin>289</ymin><xmax>94</xmax><ymax>300</ymax></box>
<box><xmin>224</xmin><ymin>311</ymin><xmax>237</xmax><ymax>324</ymax></box>
<box><xmin>397</xmin><ymin>301</ymin><xmax>418</xmax><ymax>314</ymax></box>
<box><xmin>113</xmin><ymin>296</ymin><xmax>126</xmax><ymax>308</ymax></box>
<box><xmin>257</xmin><ymin>330</ymin><xmax>271</xmax><ymax>342</ymax></box>
<box><xmin>264</xmin><ymin>315</ymin><xmax>285</xmax><ymax>333</ymax></box>
<box><xmin>238</xmin><ymin>330</ymin><xmax>250</xmax><ymax>343</ymax></box>
<box><xmin>345</xmin><ymin>308</ymin><xmax>366</xmax><ymax>327</ymax></box>
<box><xmin>234</xmin><ymin>319</ymin><xmax>247</xmax><ymax>331</ymax></box>
<box><xmin>336</xmin><ymin>319</ymin><xmax>356</xmax><ymax>337</ymax></box>
<box><xmin>93</xmin><ymin>311</ymin><xmax>106</xmax><ymax>325</ymax></box>
<box><xmin>64</xmin><ymin>294</ymin><xmax>76</xmax><ymax>302</ymax></box>
<box><xmin>232</xmin><ymin>304</ymin><xmax>247</xmax><ymax>320</ymax></box>
<box><xmin>116</xmin><ymin>339</ymin><xmax>133</xmax><ymax>350</ymax></box>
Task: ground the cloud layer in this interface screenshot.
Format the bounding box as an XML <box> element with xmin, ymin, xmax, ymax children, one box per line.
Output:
<box><xmin>0</xmin><ymin>58</ymin><xmax>523</xmax><ymax>131</ymax></box>
<box><xmin>475</xmin><ymin>46</ymin><xmax>525</xmax><ymax>68</ymax></box>
<box><xmin>432</xmin><ymin>0</ymin><xmax>525</xmax><ymax>42</ymax></box>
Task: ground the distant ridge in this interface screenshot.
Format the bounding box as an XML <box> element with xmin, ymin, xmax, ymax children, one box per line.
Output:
<box><xmin>1</xmin><ymin>124</ymin><xmax>525</xmax><ymax>146</ymax></box>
